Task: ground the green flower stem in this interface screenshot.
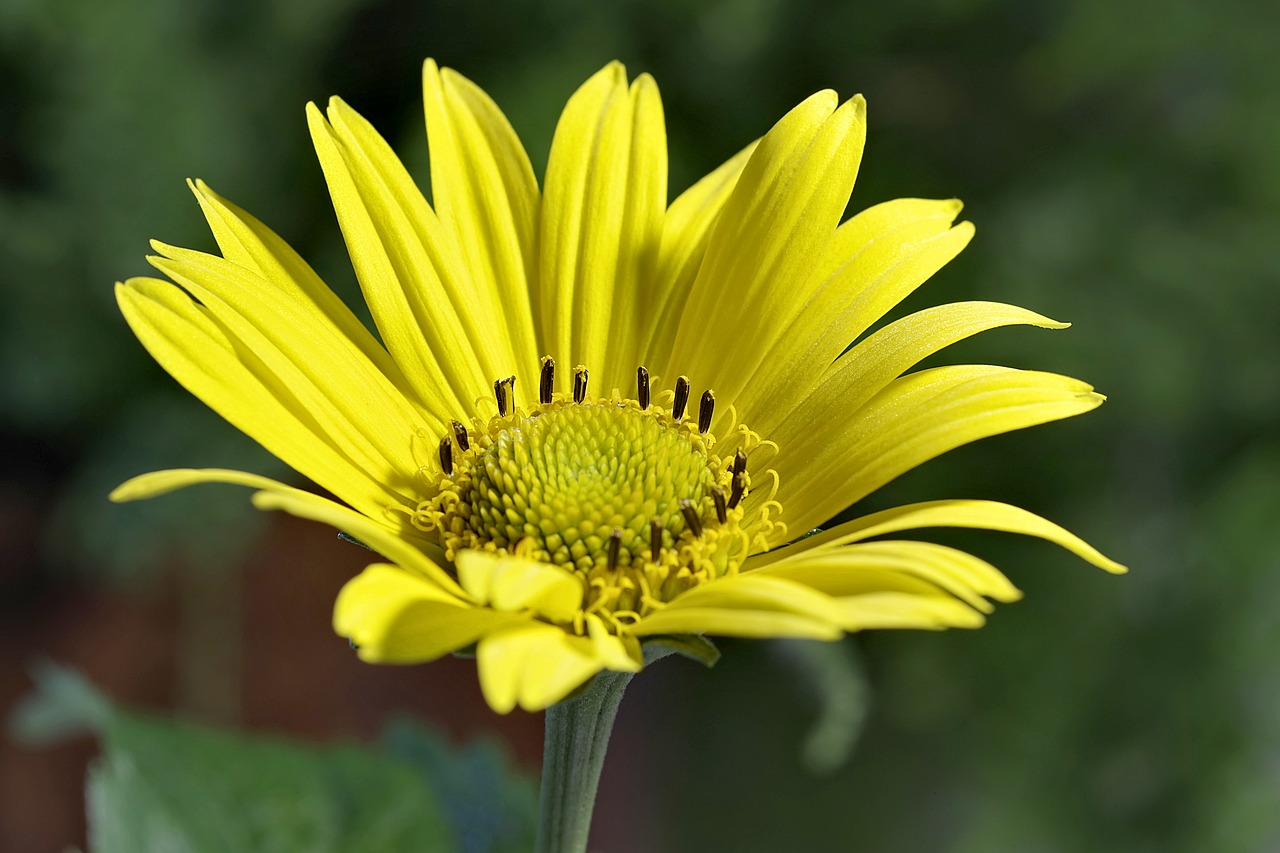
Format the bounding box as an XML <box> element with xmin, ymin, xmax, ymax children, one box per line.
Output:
<box><xmin>535</xmin><ymin>669</ymin><xmax>635</xmax><ymax>853</ymax></box>
<box><xmin>536</xmin><ymin>647</ymin><xmax>675</xmax><ymax>853</ymax></box>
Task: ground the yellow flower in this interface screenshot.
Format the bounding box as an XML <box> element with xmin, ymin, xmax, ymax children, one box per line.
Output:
<box><xmin>112</xmin><ymin>60</ymin><xmax>1124</xmax><ymax>714</ymax></box>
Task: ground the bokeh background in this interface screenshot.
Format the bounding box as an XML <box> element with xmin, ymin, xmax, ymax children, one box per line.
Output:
<box><xmin>3</xmin><ymin>0</ymin><xmax>1277</xmax><ymax>850</ymax></box>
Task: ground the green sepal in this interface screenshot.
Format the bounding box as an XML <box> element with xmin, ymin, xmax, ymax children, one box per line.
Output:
<box><xmin>641</xmin><ymin>634</ymin><xmax>722</xmax><ymax>667</ymax></box>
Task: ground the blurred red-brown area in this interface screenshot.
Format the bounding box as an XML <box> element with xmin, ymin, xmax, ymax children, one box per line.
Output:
<box><xmin>0</xmin><ymin>511</ymin><xmax>547</xmax><ymax>853</ymax></box>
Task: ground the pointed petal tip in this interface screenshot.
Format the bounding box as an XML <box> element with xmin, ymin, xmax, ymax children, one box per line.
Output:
<box><xmin>186</xmin><ymin>176</ymin><xmax>218</xmax><ymax>201</ymax></box>
<box><xmin>325</xmin><ymin>95</ymin><xmax>353</xmax><ymax>122</ymax></box>
<box><xmin>806</xmin><ymin>88</ymin><xmax>840</xmax><ymax>115</ymax></box>
<box><xmin>631</xmin><ymin>71</ymin><xmax>659</xmax><ymax>92</ymax></box>
<box><xmin>304</xmin><ymin>100</ymin><xmax>326</xmax><ymax>126</ymax></box>
<box><xmin>108</xmin><ymin>470</ymin><xmax>176</xmax><ymax>503</ymax></box>
<box><xmin>1079</xmin><ymin>538</ymin><xmax>1126</xmax><ymax>575</ymax></box>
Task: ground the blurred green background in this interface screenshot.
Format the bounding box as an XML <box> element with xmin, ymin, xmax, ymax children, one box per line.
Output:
<box><xmin>2</xmin><ymin>0</ymin><xmax>1277</xmax><ymax>850</ymax></box>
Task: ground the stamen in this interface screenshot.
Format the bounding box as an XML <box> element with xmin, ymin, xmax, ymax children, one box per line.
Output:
<box><xmin>493</xmin><ymin>378</ymin><xmax>509</xmax><ymax>416</ymax></box>
<box><xmin>711</xmin><ymin>485</ymin><xmax>728</xmax><ymax>524</ymax></box>
<box><xmin>637</xmin><ymin>366</ymin><xmax>651</xmax><ymax>411</ymax></box>
<box><xmin>698</xmin><ymin>390</ymin><xmax>715</xmax><ymax>434</ymax></box>
<box><xmin>573</xmin><ymin>367</ymin><xmax>589</xmax><ymax>404</ymax></box>
<box><xmin>673</xmin><ymin>376</ymin><xmax>690</xmax><ymax>421</ymax></box>
<box><xmin>438</xmin><ymin>436</ymin><xmax>454</xmax><ymax>476</ymax></box>
<box><xmin>539</xmin><ymin>356</ymin><xmax>555</xmax><ymax>404</ymax></box>
<box><xmin>679</xmin><ymin>498</ymin><xmax>703</xmax><ymax>537</ymax></box>
<box><xmin>607</xmin><ymin>528</ymin><xmax>622</xmax><ymax>570</ymax></box>
<box><xmin>732</xmin><ymin>448</ymin><xmax>748</xmax><ymax>480</ymax></box>
<box><xmin>729</xmin><ymin>472</ymin><xmax>745</xmax><ymax>510</ymax></box>
<box><xmin>451</xmin><ymin>420</ymin><xmax>469</xmax><ymax>451</ymax></box>
<box><xmin>650</xmin><ymin>516</ymin><xmax>663</xmax><ymax>562</ymax></box>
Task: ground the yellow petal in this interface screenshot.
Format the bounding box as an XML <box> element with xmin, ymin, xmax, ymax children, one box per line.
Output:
<box><xmin>114</xmin><ymin>280</ymin><xmax>405</xmax><ymax>517</ymax></box>
<box><xmin>476</xmin><ymin>623</ymin><xmax>606</xmax><ymax>714</ymax></box>
<box><xmin>585</xmin><ymin>614</ymin><xmax>643</xmax><ymax>673</ymax></box>
<box><xmin>665</xmin><ymin>92</ymin><xmax>866</xmax><ymax>410</ymax></box>
<box><xmin>111</xmin><ymin>466</ymin><xmax>464</xmax><ymax>595</ymax></box>
<box><xmin>643</xmin><ymin>141</ymin><xmax>758</xmax><ymax>361</ymax></box>
<box><xmin>753</xmin><ymin>499</ymin><xmax>1127</xmax><ymax>574</ymax></box>
<box><xmin>604</xmin><ymin>73</ymin><xmax>668</xmax><ymax>385</ymax></box>
<box><xmin>186</xmin><ymin>179</ymin><xmax>411</xmax><ymax>395</ymax></box>
<box><xmin>146</xmin><ymin>245</ymin><xmax>434</xmax><ymax>475</ymax></box>
<box><xmin>821</xmin><ymin>197</ymin><xmax>967</xmax><ymax>281</ymax></box>
<box><xmin>631</xmin><ymin>608</ymin><xmax>841</xmax><ymax>640</ymax></box>
<box><xmin>777</xmin><ymin>366</ymin><xmax>1105</xmax><ymax>541</ymax></box>
<box><xmin>830</xmin><ymin>301</ymin><xmax>1067</xmax><ymax>413</ymax></box>
<box><xmin>307</xmin><ymin>100</ymin><xmax>506</xmax><ymax>416</ymax></box>
<box><xmin>630</xmin><ymin>574</ymin><xmax>844</xmax><ymax>639</ymax></box>
<box><xmin>753</xmin><ymin>540</ymin><xmax>1022</xmax><ymax>613</ymax></box>
<box><xmin>738</xmin><ymin>206</ymin><xmax>973</xmax><ymax>435</ymax></box>
<box><xmin>335</xmin><ymin>564</ymin><xmax>522</xmax><ymax>663</ymax></box>
<box><xmin>249</xmin><ymin>487</ymin><xmax>465</xmax><ymax>597</ymax></box>
<box><xmin>836</xmin><ymin>593</ymin><xmax>987</xmax><ymax>631</ymax></box>
<box><xmin>539</xmin><ymin>63</ymin><xmax>667</xmax><ymax>392</ymax></box>
<box><xmin>110</xmin><ymin>467</ymin><xmax>290</xmax><ymax>503</ymax></box>
<box><xmin>760</xmin><ymin>300</ymin><xmax>1069</xmax><ymax>453</ymax></box>
<box><xmin>455</xmin><ymin>550</ymin><xmax>584</xmax><ymax>622</ymax></box>
<box><xmin>422</xmin><ymin>60</ymin><xmax>540</xmax><ymax>380</ymax></box>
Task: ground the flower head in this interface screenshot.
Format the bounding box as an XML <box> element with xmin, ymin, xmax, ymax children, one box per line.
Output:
<box><xmin>112</xmin><ymin>60</ymin><xmax>1124</xmax><ymax>713</ymax></box>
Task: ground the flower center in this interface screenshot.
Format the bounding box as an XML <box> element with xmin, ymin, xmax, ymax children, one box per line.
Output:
<box><xmin>409</xmin><ymin>360</ymin><xmax>781</xmax><ymax>626</ymax></box>
<box><xmin>467</xmin><ymin>403</ymin><xmax>714</xmax><ymax>569</ymax></box>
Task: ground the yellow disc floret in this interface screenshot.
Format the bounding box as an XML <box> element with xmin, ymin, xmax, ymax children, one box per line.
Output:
<box><xmin>467</xmin><ymin>404</ymin><xmax>714</xmax><ymax>568</ymax></box>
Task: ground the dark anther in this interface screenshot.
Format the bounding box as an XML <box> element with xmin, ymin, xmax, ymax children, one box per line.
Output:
<box><xmin>637</xmin><ymin>366</ymin><xmax>651</xmax><ymax>410</ymax></box>
<box><xmin>573</xmin><ymin>367</ymin><xmax>589</xmax><ymax>404</ymax></box>
<box><xmin>607</xmin><ymin>529</ymin><xmax>623</xmax><ymax>571</ymax></box>
<box><xmin>438</xmin><ymin>436</ymin><xmax>454</xmax><ymax>476</ymax></box>
<box><xmin>673</xmin><ymin>376</ymin><xmax>690</xmax><ymax>421</ymax></box>
<box><xmin>506</xmin><ymin>375</ymin><xmax>517</xmax><ymax>407</ymax></box>
<box><xmin>711</xmin><ymin>485</ymin><xmax>728</xmax><ymax>524</ymax></box>
<box><xmin>540</xmin><ymin>356</ymin><xmax>555</xmax><ymax>404</ymax></box>
<box><xmin>494</xmin><ymin>378</ymin><xmax>509</xmax><ymax>416</ymax></box>
<box><xmin>451</xmin><ymin>420</ymin><xmax>469</xmax><ymax>451</ymax></box>
<box><xmin>732</xmin><ymin>448</ymin><xmax>748</xmax><ymax>480</ymax></box>
<box><xmin>650</xmin><ymin>517</ymin><xmax>663</xmax><ymax>562</ymax></box>
<box><xmin>698</xmin><ymin>390</ymin><xmax>715</xmax><ymax>434</ymax></box>
<box><xmin>728</xmin><ymin>472</ymin><xmax>746</xmax><ymax>510</ymax></box>
<box><xmin>679</xmin><ymin>498</ymin><xmax>704</xmax><ymax>537</ymax></box>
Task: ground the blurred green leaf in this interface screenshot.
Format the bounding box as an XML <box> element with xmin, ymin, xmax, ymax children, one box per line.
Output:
<box><xmin>88</xmin><ymin>714</ymin><xmax>456</xmax><ymax>853</ymax></box>
<box><xmin>10</xmin><ymin>665</ymin><xmax>458</xmax><ymax>852</ymax></box>
<box><xmin>7</xmin><ymin>662</ymin><xmax>113</xmax><ymax>746</ymax></box>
